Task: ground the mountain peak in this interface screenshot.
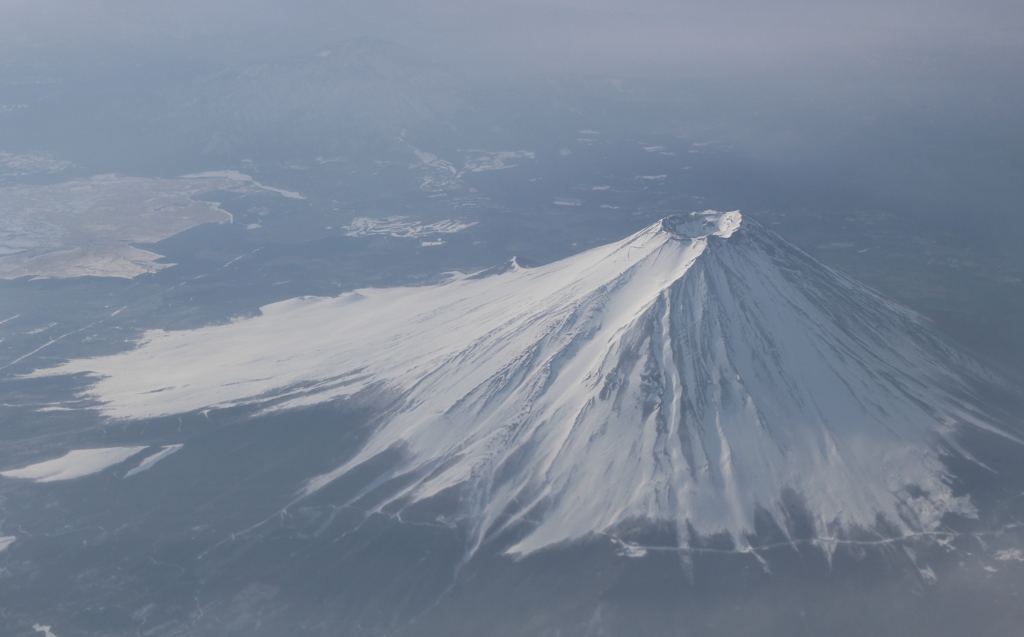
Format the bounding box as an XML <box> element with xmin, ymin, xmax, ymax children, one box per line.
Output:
<box><xmin>660</xmin><ymin>210</ymin><xmax>742</xmax><ymax>240</ymax></box>
<box><xmin>34</xmin><ymin>213</ymin><xmax>1011</xmax><ymax>557</ymax></box>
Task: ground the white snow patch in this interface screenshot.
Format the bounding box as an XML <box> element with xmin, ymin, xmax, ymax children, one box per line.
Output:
<box><xmin>463</xmin><ymin>151</ymin><xmax>534</xmax><ymax>172</ymax></box>
<box><xmin>414</xmin><ymin>150</ymin><xmax>456</xmax><ymax>174</ymax></box>
<box><xmin>995</xmin><ymin>549</ymin><xmax>1024</xmax><ymax>562</ymax></box>
<box><xmin>409</xmin><ymin>147</ymin><xmax>465</xmax><ymax>193</ymax></box>
<box><xmin>640</xmin><ymin>175</ymin><xmax>666</xmax><ymax>180</ymax></box>
<box><xmin>342</xmin><ymin>217</ymin><xmax>476</xmax><ymax>238</ymax></box>
<box><xmin>0</xmin><ymin>535</ymin><xmax>15</xmax><ymax>552</ymax></box>
<box><xmin>182</xmin><ymin>170</ymin><xmax>305</xmax><ymax>200</ymax></box>
<box><xmin>124</xmin><ymin>445</ymin><xmax>183</xmax><ymax>478</ymax></box>
<box><xmin>25</xmin><ymin>323</ymin><xmax>56</xmax><ymax>335</ymax></box>
<box><xmin>34</xmin><ymin>625</ymin><xmax>58</xmax><ymax>637</ymax></box>
<box><xmin>1</xmin><ymin>447</ymin><xmax>147</xmax><ymax>482</ymax></box>
<box><xmin>553</xmin><ymin>198</ymin><xmax>583</xmax><ymax>206</ymax></box>
<box><xmin>615</xmin><ymin>541</ymin><xmax>648</xmax><ymax>558</ymax></box>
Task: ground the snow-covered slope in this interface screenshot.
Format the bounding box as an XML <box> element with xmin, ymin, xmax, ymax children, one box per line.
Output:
<box><xmin>34</xmin><ymin>211</ymin><xmax>1013</xmax><ymax>554</ymax></box>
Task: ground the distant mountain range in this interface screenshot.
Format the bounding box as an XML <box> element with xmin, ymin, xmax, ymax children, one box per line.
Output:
<box><xmin>162</xmin><ymin>39</ymin><xmax>470</xmax><ymax>155</ymax></box>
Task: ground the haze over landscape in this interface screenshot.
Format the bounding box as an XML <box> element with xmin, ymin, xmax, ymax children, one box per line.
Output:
<box><xmin>0</xmin><ymin>1</ymin><xmax>1022</xmax><ymax>635</ymax></box>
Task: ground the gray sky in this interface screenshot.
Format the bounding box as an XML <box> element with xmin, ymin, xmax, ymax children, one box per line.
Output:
<box><xmin>4</xmin><ymin>0</ymin><xmax>1022</xmax><ymax>74</ymax></box>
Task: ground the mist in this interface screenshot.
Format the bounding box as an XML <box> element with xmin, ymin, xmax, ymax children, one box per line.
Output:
<box><xmin>0</xmin><ymin>2</ymin><xmax>1023</xmax><ymax>635</ymax></box>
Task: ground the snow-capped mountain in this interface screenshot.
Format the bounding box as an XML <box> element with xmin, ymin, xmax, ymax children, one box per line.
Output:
<box><xmin>35</xmin><ymin>211</ymin><xmax>1014</xmax><ymax>556</ymax></box>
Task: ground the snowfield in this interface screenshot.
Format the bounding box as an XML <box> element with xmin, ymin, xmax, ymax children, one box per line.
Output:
<box><xmin>1</xmin><ymin>447</ymin><xmax>147</xmax><ymax>482</ymax></box>
<box><xmin>342</xmin><ymin>216</ymin><xmax>476</xmax><ymax>238</ymax></box>
<box><xmin>124</xmin><ymin>445</ymin><xmax>184</xmax><ymax>478</ymax></box>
